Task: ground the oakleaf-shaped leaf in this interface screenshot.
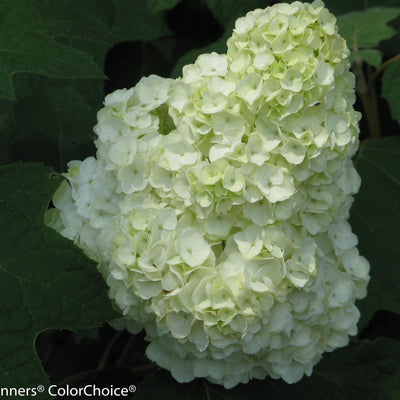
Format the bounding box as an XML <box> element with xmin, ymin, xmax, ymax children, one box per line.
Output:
<box><xmin>350</xmin><ymin>137</ymin><xmax>400</xmax><ymax>328</ymax></box>
<box><xmin>337</xmin><ymin>7</ymin><xmax>400</xmax><ymax>50</ymax></box>
<box><xmin>0</xmin><ymin>0</ymin><xmax>114</xmax><ymax>101</ymax></box>
<box><xmin>0</xmin><ymin>162</ymin><xmax>118</xmax><ymax>396</ymax></box>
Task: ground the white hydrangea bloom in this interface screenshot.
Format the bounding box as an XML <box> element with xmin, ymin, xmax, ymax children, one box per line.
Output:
<box><xmin>47</xmin><ymin>0</ymin><xmax>369</xmax><ymax>389</ymax></box>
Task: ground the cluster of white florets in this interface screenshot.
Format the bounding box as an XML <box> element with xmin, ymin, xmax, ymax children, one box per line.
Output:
<box><xmin>47</xmin><ymin>0</ymin><xmax>369</xmax><ymax>389</ymax></box>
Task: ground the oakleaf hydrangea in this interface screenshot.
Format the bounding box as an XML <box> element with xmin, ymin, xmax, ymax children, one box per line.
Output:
<box><xmin>46</xmin><ymin>0</ymin><xmax>370</xmax><ymax>388</ymax></box>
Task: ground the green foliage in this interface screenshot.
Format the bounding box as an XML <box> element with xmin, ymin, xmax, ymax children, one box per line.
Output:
<box><xmin>110</xmin><ymin>0</ymin><xmax>171</xmax><ymax>41</ymax></box>
<box><xmin>0</xmin><ymin>0</ymin><xmax>174</xmax><ymax>169</ymax></box>
<box><xmin>146</xmin><ymin>0</ymin><xmax>181</xmax><ymax>14</ymax></box>
<box><xmin>382</xmin><ymin>59</ymin><xmax>400</xmax><ymax>125</ymax></box>
<box><xmin>0</xmin><ymin>163</ymin><xmax>117</xmax><ymax>394</ymax></box>
<box><xmin>350</xmin><ymin>137</ymin><xmax>400</xmax><ymax>329</ymax></box>
<box><xmin>337</xmin><ymin>7</ymin><xmax>400</xmax><ymax>51</ymax></box>
<box><xmin>323</xmin><ymin>0</ymin><xmax>400</xmax><ymax>15</ymax></box>
<box><xmin>0</xmin><ymin>0</ymin><xmax>110</xmax><ymax>101</ymax></box>
<box><xmin>0</xmin><ymin>75</ymin><xmax>100</xmax><ymax>171</ymax></box>
<box><xmin>337</xmin><ymin>6</ymin><xmax>400</xmax><ymax>139</ymax></box>
<box><xmin>349</xmin><ymin>49</ymin><xmax>382</xmax><ymax>69</ymax></box>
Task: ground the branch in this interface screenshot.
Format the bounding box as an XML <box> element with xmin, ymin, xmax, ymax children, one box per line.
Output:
<box><xmin>369</xmin><ymin>54</ymin><xmax>400</xmax><ymax>87</ymax></box>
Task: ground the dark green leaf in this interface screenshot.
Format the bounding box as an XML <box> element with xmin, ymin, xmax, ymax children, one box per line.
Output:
<box><xmin>74</xmin><ymin>328</ymin><xmax>101</xmax><ymax>344</ymax></box>
<box><xmin>337</xmin><ymin>7</ymin><xmax>400</xmax><ymax>50</ymax></box>
<box><xmin>350</xmin><ymin>137</ymin><xmax>400</xmax><ymax>328</ymax></box>
<box><xmin>350</xmin><ymin>49</ymin><xmax>382</xmax><ymax>68</ymax></box>
<box><xmin>378</xmin><ymin>13</ymin><xmax>400</xmax><ymax>58</ymax></box>
<box><xmin>146</xmin><ymin>0</ymin><xmax>181</xmax><ymax>14</ymax></box>
<box><xmin>0</xmin><ymin>0</ymin><xmax>173</xmax><ymax>101</ymax></box>
<box><xmin>0</xmin><ymin>0</ymin><xmax>111</xmax><ymax>101</ymax></box>
<box><xmin>135</xmin><ymin>338</ymin><xmax>400</xmax><ymax>400</ymax></box>
<box><xmin>110</xmin><ymin>0</ymin><xmax>171</xmax><ymax>41</ymax></box>
<box><xmin>322</xmin><ymin>0</ymin><xmax>400</xmax><ymax>15</ymax></box>
<box><xmin>0</xmin><ymin>99</ymin><xmax>15</xmax><ymax>164</ymax></box>
<box><xmin>382</xmin><ymin>59</ymin><xmax>400</xmax><ymax>125</ymax></box>
<box><xmin>0</xmin><ymin>75</ymin><xmax>100</xmax><ymax>171</ymax></box>
<box><xmin>0</xmin><ymin>162</ymin><xmax>118</xmax><ymax>395</ymax></box>
<box><xmin>0</xmin><ymin>0</ymin><xmax>175</xmax><ymax>166</ymax></box>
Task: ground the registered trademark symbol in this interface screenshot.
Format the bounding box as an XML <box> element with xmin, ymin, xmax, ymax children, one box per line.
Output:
<box><xmin>129</xmin><ymin>385</ymin><xmax>136</xmax><ymax>393</ymax></box>
<box><xmin>37</xmin><ymin>385</ymin><xmax>45</xmax><ymax>393</ymax></box>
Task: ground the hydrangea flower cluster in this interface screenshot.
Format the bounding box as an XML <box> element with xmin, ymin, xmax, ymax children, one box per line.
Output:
<box><xmin>47</xmin><ymin>0</ymin><xmax>369</xmax><ymax>388</ymax></box>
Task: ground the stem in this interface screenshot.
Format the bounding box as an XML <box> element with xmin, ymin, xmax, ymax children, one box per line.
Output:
<box><xmin>97</xmin><ymin>331</ymin><xmax>124</xmax><ymax>371</ymax></box>
<box><xmin>129</xmin><ymin>363</ymin><xmax>158</xmax><ymax>375</ymax></box>
<box><xmin>141</xmin><ymin>42</ymin><xmax>147</xmax><ymax>76</ymax></box>
<box><xmin>203</xmin><ymin>379</ymin><xmax>211</xmax><ymax>400</ymax></box>
<box><xmin>369</xmin><ymin>53</ymin><xmax>400</xmax><ymax>86</ymax></box>
<box><xmin>208</xmin><ymin>387</ymin><xmax>231</xmax><ymax>400</ymax></box>
<box><xmin>116</xmin><ymin>335</ymin><xmax>135</xmax><ymax>369</ymax></box>
<box><xmin>353</xmin><ymin>56</ymin><xmax>381</xmax><ymax>139</ymax></box>
<box><xmin>57</xmin><ymin>368</ymin><xmax>99</xmax><ymax>386</ymax></box>
<box><xmin>57</xmin><ymin>334</ymin><xmax>154</xmax><ymax>386</ymax></box>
